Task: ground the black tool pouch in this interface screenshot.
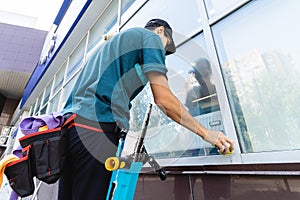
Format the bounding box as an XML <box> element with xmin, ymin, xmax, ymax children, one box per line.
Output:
<box><xmin>19</xmin><ymin>127</ymin><xmax>66</xmax><ymax>184</ymax></box>
<box><xmin>18</xmin><ymin>114</ymin><xmax>75</xmax><ymax>184</ymax></box>
<box><xmin>4</xmin><ymin>146</ymin><xmax>35</xmax><ymax>197</ymax></box>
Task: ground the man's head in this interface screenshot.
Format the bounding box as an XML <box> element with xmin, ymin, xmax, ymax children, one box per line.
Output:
<box><xmin>145</xmin><ymin>18</ymin><xmax>176</xmax><ymax>55</ymax></box>
<box><xmin>190</xmin><ymin>58</ymin><xmax>212</xmax><ymax>82</ymax></box>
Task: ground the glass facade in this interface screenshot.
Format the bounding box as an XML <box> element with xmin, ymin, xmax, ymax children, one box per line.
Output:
<box><xmin>124</xmin><ymin>32</ymin><xmax>224</xmax><ymax>158</ymax></box>
<box><xmin>42</xmin><ymin>80</ymin><xmax>52</xmax><ymax>106</ymax></box>
<box><xmin>52</xmin><ymin>62</ymin><xmax>66</xmax><ymax>95</ymax></box>
<box><xmin>212</xmin><ymin>0</ymin><xmax>300</xmax><ymax>153</ymax></box>
<box><xmin>66</xmin><ymin>37</ymin><xmax>87</xmax><ymax>80</ymax></box>
<box><xmin>204</xmin><ymin>0</ymin><xmax>245</xmax><ymax>18</ymax></box>
<box><xmin>88</xmin><ymin>0</ymin><xmax>118</xmax><ymax>51</ymax></box>
<box><xmin>121</xmin><ymin>0</ymin><xmax>203</xmax><ymax>44</ymax></box>
<box><xmin>27</xmin><ymin>0</ymin><xmax>300</xmax><ymax>164</ymax></box>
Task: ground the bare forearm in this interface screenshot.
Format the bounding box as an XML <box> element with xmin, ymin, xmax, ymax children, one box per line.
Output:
<box><xmin>153</xmin><ymin>87</ymin><xmax>208</xmax><ymax>139</ymax></box>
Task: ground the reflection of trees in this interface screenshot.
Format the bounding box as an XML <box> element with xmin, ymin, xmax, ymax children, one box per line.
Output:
<box><xmin>129</xmin><ymin>85</ymin><xmax>170</xmax><ymax>132</ymax></box>
<box><xmin>129</xmin><ymin>86</ymin><xmax>151</xmax><ymax>131</ymax></box>
<box><xmin>241</xmin><ymin>68</ymin><xmax>300</xmax><ymax>151</ymax></box>
<box><xmin>225</xmin><ymin>70</ymin><xmax>252</xmax><ymax>153</ymax></box>
<box><xmin>225</xmin><ymin>50</ymin><xmax>300</xmax><ymax>152</ymax></box>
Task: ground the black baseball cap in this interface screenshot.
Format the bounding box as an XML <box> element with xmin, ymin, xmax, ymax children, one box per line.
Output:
<box><xmin>145</xmin><ymin>18</ymin><xmax>176</xmax><ymax>55</ymax></box>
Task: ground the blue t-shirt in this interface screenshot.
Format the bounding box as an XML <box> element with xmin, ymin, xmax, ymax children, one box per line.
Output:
<box><xmin>63</xmin><ymin>27</ymin><xmax>167</xmax><ymax>129</ymax></box>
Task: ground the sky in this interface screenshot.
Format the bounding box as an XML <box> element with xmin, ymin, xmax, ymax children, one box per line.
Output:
<box><xmin>0</xmin><ymin>0</ymin><xmax>64</xmax><ymax>30</ymax></box>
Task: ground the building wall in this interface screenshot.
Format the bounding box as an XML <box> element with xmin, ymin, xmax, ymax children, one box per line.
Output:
<box><xmin>0</xmin><ymin>93</ymin><xmax>5</xmax><ymax>114</ymax></box>
<box><xmin>0</xmin><ymin>98</ymin><xmax>18</xmax><ymax>131</ymax></box>
<box><xmin>0</xmin><ymin>98</ymin><xmax>18</xmax><ymax>157</ymax></box>
<box><xmin>135</xmin><ymin>173</ymin><xmax>300</xmax><ymax>200</ymax></box>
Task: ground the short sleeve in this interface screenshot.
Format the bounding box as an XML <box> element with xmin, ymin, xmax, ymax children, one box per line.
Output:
<box><xmin>142</xmin><ymin>35</ymin><xmax>168</xmax><ymax>75</ymax></box>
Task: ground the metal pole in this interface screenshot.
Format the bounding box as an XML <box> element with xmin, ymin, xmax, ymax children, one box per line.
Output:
<box><xmin>133</xmin><ymin>103</ymin><xmax>152</xmax><ymax>162</ymax></box>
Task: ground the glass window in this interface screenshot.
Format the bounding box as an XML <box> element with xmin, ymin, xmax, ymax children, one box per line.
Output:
<box><xmin>121</xmin><ymin>0</ymin><xmax>203</xmax><ymax>44</ymax></box>
<box><xmin>48</xmin><ymin>93</ymin><xmax>61</xmax><ymax>112</ymax></box>
<box><xmin>88</xmin><ymin>0</ymin><xmax>118</xmax><ymax>51</ymax></box>
<box><xmin>33</xmin><ymin>97</ymin><xmax>41</xmax><ymax>115</ymax></box>
<box><xmin>212</xmin><ymin>0</ymin><xmax>300</xmax><ymax>153</ymax></box>
<box><xmin>126</xmin><ymin>34</ymin><xmax>224</xmax><ymax>159</ymax></box>
<box><xmin>204</xmin><ymin>0</ymin><xmax>244</xmax><ymax>18</ymax></box>
<box><xmin>66</xmin><ymin>37</ymin><xmax>86</xmax><ymax>80</ymax></box>
<box><xmin>28</xmin><ymin>106</ymin><xmax>33</xmax><ymax>116</ymax></box>
<box><xmin>40</xmin><ymin>104</ymin><xmax>47</xmax><ymax>115</ymax></box>
<box><xmin>42</xmin><ymin>81</ymin><xmax>53</xmax><ymax>106</ymax></box>
<box><xmin>53</xmin><ymin>62</ymin><xmax>67</xmax><ymax>95</ymax></box>
<box><xmin>60</xmin><ymin>73</ymin><xmax>79</xmax><ymax>110</ymax></box>
<box><xmin>120</xmin><ymin>0</ymin><xmax>140</xmax><ymax>25</ymax></box>
<box><xmin>121</xmin><ymin>0</ymin><xmax>136</xmax><ymax>13</ymax></box>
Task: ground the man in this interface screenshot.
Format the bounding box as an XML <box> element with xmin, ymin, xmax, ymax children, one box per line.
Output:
<box><xmin>59</xmin><ymin>18</ymin><xmax>234</xmax><ymax>200</ymax></box>
<box><xmin>185</xmin><ymin>58</ymin><xmax>219</xmax><ymax>116</ymax></box>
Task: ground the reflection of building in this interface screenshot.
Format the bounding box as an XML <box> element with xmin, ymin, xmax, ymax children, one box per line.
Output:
<box><xmin>223</xmin><ymin>49</ymin><xmax>294</xmax><ymax>96</ymax></box>
<box><xmin>223</xmin><ymin>49</ymin><xmax>299</xmax><ymax>151</ymax></box>
<box><xmin>223</xmin><ymin>48</ymin><xmax>296</xmax><ymax>103</ymax></box>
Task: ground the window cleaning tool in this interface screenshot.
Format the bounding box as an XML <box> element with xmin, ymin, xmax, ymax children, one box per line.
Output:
<box><xmin>105</xmin><ymin>103</ymin><xmax>167</xmax><ymax>200</ymax></box>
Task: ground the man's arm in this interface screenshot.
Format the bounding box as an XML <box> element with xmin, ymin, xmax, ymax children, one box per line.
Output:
<box><xmin>146</xmin><ymin>71</ymin><xmax>234</xmax><ymax>154</ymax></box>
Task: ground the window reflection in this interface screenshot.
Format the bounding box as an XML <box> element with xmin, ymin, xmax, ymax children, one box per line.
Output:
<box><xmin>185</xmin><ymin>58</ymin><xmax>219</xmax><ymax>117</ymax></box>
<box><xmin>212</xmin><ymin>0</ymin><xmax>300</xmax><ymax>153</ymax></box>
<box><xmin>121</xmin><ymin>0</ymin><xmax>203</xmax><ymax>44</ymax></box>
<box><xmin>127</xmin><ymin>35</ymin><xmax>223</xmax><ymax>159</ymax></box>
<box><xmin>204</xmin><ymin>0</ymin><xmax>243</xmax><ymax>18</ymax></box>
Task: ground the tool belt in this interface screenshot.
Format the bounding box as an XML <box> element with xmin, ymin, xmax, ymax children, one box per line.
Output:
<box><xmin>4</xmin><ymin>114</ymin><xmax>76</xmax><ymax>197</ymax></box>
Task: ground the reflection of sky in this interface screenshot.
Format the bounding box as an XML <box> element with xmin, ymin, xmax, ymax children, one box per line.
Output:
<box><xmin>213</xmin><ymin>0</ymin><xmax>300</xmax><ymax>67</ymax></box>
<box><xmin>204</xmin><ymin>0</ymin><xmax>241</xmax><ymax>17</ymax></box>
<box><xmin>166</xmin><ymin>34</ymin><xmax>208</xmax><ymax>102</ymax></box>
<box><xmin>121</xmin><ymin>0</ymin><xmax>202</xmax><ymax>44</ymax></box>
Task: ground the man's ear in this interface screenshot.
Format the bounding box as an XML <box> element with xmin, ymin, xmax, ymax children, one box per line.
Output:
<box><xmin>154</xmin><ymin>26</ymin><xmax>164</xmax><ymax>35</ymax></box>
<box><xmin>157</xmin><ymin>26</ymin><xmax>164</xmax><ymax>34</ymax></box>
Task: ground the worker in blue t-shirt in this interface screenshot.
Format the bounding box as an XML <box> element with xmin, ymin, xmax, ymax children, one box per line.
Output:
<box><xmin>59</xmin><ymin>19</ymin><xmax>234</xmax><ymax>200</ymax></box>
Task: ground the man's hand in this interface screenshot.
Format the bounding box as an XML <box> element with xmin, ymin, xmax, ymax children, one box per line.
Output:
<box><xmin>204</xmin><ymin>130</ymin><xmax>234</xmax><ymax>155</ymax></box>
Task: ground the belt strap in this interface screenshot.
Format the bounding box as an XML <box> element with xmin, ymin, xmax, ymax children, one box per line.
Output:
<box><xmin>64</xmin><ymin>113</ymin><xmax>120</xmax><ymax>133</ymax></box>
<box><xmin>67</xmin><ymin>122</ymin><xmax>104</xmax><ymax>133</ymax></box>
